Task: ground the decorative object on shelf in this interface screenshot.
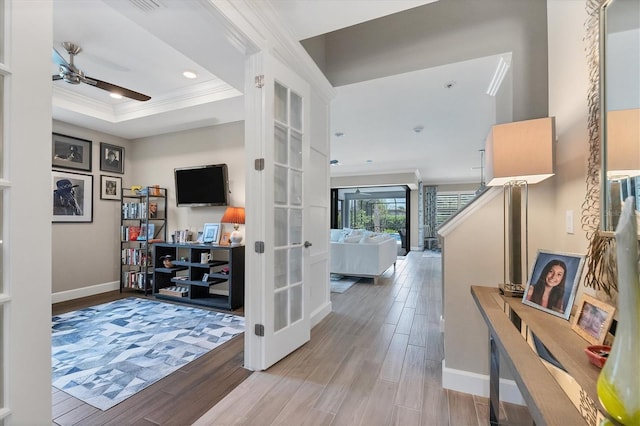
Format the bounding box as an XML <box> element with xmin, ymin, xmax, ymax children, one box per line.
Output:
<box><xmin>220</xmin><ymin>232</ymin><xmax>231</xmax><ymax>246</ymax></box>
<box><xmin>52</xmin><ymin>170</ymin><xmax>93</xmax><ymax>223</ymax></box>
<box><xmin>521</xmin><ymin>249</ymin><xmax>585</xmax><ymax>320</ymax></box>
<box><xmin>160</xmin><ymin>255</ymin><xmax>173</xmax><ymax>268</ymax></box>
<box><xmin>52</xmin><ymin>133</ymin><xmax>92</xmax><ymax>172</ymax></box>
<box><xmin>571</xmin><ymin>294</ymin><xmax>616</xmax><ymax>345</ymax></box>
<box><xmin>99</xmin><ymin>142</ymin><xmax>124</xmax><ymax>174</ymax></box>
<box><xmin>100</xmin><ymin>175</ymin><xmax>122</xmax><ymax>201</ymax></box>
<box><xmin>485</xmin><ymin>117</ymin><xmax>556</xmax><ymax>295</ymax></box>
<box><xmin>597</xmin><ymin>197</ymin><xmax>640</xmax><ymax>425</ymax></box>
<box><xmin>202</xmin><ymin>222</ymin><xmax>220</xmax><ymax>244</ymax></box>
<box><xmin>585</xmin><ymin>345</ymin><xmax>611</xmax><ymax>369</ymax></box>
<box><xmin>221</xmin><ymin>206</ymin><xmax>245</xmax><ymax>245</ymax></box>
<box><xmin>200</xmin><ymin>252</ymin><xmax>212</xmax><ymax>264</ymax></box>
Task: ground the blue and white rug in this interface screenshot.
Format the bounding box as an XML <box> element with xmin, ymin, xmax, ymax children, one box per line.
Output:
<box><xmin>52</xmin><ymin>297</ymin><xmax>244</xmax><ymax>411</ymax></box>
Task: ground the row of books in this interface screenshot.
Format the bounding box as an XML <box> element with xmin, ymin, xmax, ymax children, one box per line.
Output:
<box><xmin>121</xmin><ymin>248</ymin><xmax>152</xmax><ymax>266</ymax></box>
<box><xmin>122</xmin><ymin>271</ymin><xmax>151</xmax><ymax>289</ymax></box>
<box><xmin>122</xmin><ymin>202</ymin><xmax>155</xmax><ymax>219</ymax></box>
<box><xmin>121</xmin><ymin>224</ymin><xmax>155</xmax><ymax>241</ymax></box>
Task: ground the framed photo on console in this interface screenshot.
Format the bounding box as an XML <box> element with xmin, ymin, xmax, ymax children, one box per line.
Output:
<box><xmin>522</xmin><ymin>250</ymin><xmax>585</xmax><ymax>320</ymax></box>
<box><xmin>571</xmin><ymin>294</ymin><xmax>615</xmax><ymax>345</ymax></box>
<box><xmin>202</xmin><ymin>223</ymin><xmax>220</xmax><ymax>244</ymax></box>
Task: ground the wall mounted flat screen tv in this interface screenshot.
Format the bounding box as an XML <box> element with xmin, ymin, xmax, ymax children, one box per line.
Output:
<box><xmin>174</xmin><ymin>164</ymin><xmax>229</xmax><ymax>207</ymax></box>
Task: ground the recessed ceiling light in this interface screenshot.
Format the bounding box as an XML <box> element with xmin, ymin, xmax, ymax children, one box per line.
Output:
<box><xmin>413</xmin><ymin>125</ymin><xmax>424</xmax><ymax>133</ymax></box>
<box><xmin>366</xmin><ymin>160</ymin><xmax>373</xmax><ymax>163</ymax></box>
<box><xmin>334</xmin><ymin>131</ymin><xmax>345</xmax><ymax>137</ymax></box>
<box><xmin>110</xmin><ymin>93</ymin><xmax>123</xmax><ymax>99</ymax></box>
<box><xmin>183</xmin><ymin>70</ymin><xmax>197</xmax><ymax>79</ymax></box>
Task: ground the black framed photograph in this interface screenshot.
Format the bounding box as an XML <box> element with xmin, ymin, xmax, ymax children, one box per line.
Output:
<box><xmin>100</xmin><ymin>175</ymin><xmax>122</xmax><ymax>201</ymax></box>
<box><xmin>571</xmin><ymin>294</ymin><xmax>616</xmax><ymax>345</ymax></box>
<box><xmin>52</xmin><ymin>170</ymin><xmax>93</xmax><ymax>223</ymax></box>
<box><xmin>52</xmin><ymin>133</ymin><xmax>92</xmax><ymax>172</ymax></box>
<box><xmin>522</xmin><ymin>250</ymin><xmax>586</xmax><ymax>319</ymax></box>
<box><xmin>100</xmin><ymin>142</ymin><xmax>124</xmax><ymax>174</ymax></box>
<box><xmin>202</xmin><ymin>223</ymin><xmax>220</xmax><ymax>244</ymax></box>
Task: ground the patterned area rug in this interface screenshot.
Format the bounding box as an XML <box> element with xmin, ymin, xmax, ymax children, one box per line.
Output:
<box><xmin>51</xmin><ymin>298</ymin><xmax>244</xmax><ymax>411</ymax></box>
<box><xmin>330</xmin><ymin>274</ymin><xmax>361</xmax><ymax>293</ymax></box>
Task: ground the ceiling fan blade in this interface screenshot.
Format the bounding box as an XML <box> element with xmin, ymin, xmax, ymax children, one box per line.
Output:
<box><xmin>83</xmin><ymin>75</ymin><xmax>151</xmax><ymax>101</ymax></box>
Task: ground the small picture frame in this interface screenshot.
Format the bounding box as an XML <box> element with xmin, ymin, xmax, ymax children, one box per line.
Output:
<box><xmin>202</xmin><ymin>223</ymin><xmax>220</xmax><ymax>244</ymax></box>
<box><xmin>52</xmin><ymin>133</ymin><xmax>92</xmax><ymax>172</ymax></box>
<box><xmin>202</xmin><ymin>273</ymin><xmax>209</xmax><ymax>282</ymax></box>
<box><xmin>52</xmin><ymin>170</ymin><xmax>93</xmax><ymax>223</ymax></box>
<box><xmin>572</xmin><ymin>294</ymin><xmax>616</xmax><ymax>345</ymax></box>
<box><xmin>220</xmin><ymin>232</ymin><xmax>231</xmax><ymax>246</ymax></box>
<box><xmin>100</xmin><ymin>175</ymin><xmax>122</xmax><ymax>201</ymax></box>
<box><xmin>100</xmin><ymin>142</ymin><xmax>124</xmax><ymax>174</ymax></box>
<box><xmin>522</xmin><ymin>250</ymin><xmax>586</xmax><ymax>320</ymax></box>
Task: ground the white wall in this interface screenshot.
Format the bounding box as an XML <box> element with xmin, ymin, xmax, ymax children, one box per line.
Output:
<box><xmin>131</xmin><ymin>121</ymin><xmax>246</xmax><ymax>238</ymax></box>
<box><xmin>439</xmin><ymin>0</ymin><xmax>591</xmax><ymax>398</ymax></box>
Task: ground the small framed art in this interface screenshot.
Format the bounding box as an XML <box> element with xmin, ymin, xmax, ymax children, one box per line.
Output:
<box><xmin>571</xmin><ymin>294</ymin><xmax>616</xmax><ymax>345</ymax></box>
<box><xmin>202</xmin><ymin>223</ymin><xmax>220</xmax><ymax>244</ymax></box>
<box><xmin>52</xmin><ymin>170</ymin><xmax>93</xmax><ymax>223</ymax></box>
<box><xmin>100</xmin><ymin>142</ymin><xmax>124</xmax><ymax>174</ymax></box>
<box><xmin>220</xmin><ymin>232</ymin><xmax>231</xmax><ymax>246</ymax></box>
<box><xmin>522</xmin><ymin>250</ymin><xmax>586</xmax><ymax>320</ymax></box>
<box><xmin>52</xmin><ymin>133</ymin><xmax>92</xmax><ymax>172</ymax></box>
<box><xmin>100</xmin><ymin>175</ymin><xmax>122</xmax><ymax>201</ymax></box>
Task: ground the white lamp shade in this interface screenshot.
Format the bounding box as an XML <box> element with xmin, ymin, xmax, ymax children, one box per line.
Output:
<box><xmin>606</xmin><ymin>108</ymin><xmax>640</xmax><ymax>177</ymax></box>
<box><xmin>485</xmin><ymin>117</ymin><xmax>556</xmax><ymax>186</ymax></box>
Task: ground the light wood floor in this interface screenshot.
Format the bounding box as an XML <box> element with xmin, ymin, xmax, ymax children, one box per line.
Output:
<box><xmin>194</xmin><ymin>251</ymin><xmax>531</xmax><ymax>426</ymax></box>
<box><xmin>53</xmin><ymin>251</ymin><xmax>530</xmax><ymax>425</ymax></box>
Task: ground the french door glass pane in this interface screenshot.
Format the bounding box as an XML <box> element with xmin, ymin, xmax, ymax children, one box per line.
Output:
<box><xmin>274</xmin><ymin>207</ymin><xmax>288</xmax><ymax>247</ymax></box>
<box><xmin>274</xmin><ymin>82</ymin><xmax>288</xmax><ymax>124</ymax></box>
<box><xmin>290</xmin><ymin>130</ymin><xmax>302</xmax><ymax>169</ymax></box>
<box><xmin>289</xmin><ymin>208</ymin><xmax>302</xmax><ymax>245</ymax></box>
<box><xmin>274</xmin><ymin>165</ymin><xmax>288</xmax><ymax>205</ymax></box>
<box><xmin>290</xmin><ymin>91</ymin><xmax>302</xmax><ymax>131</ymax></box>
<box><xmin>274</xmin><ymin>249</ymin><xmax>287</xmax><ymax>289</ymax></box>
<box><xmin>290</xmin><ymin>170</ymin><xmax>302</xmax><ymax>206</ymax></box>
<box><xmin>289</xmin><ymin>247</ymin><xmax>302</xmax><ymax>284</ymax></box>
<box><xmin>290</xmin><ymin>284</ymin><xmax>302</xmax><ymax>323</ymax></box>
<box><xmin>274</xmin><ymin>289</ymin><xmax>288</xmax><ymax>332</ymax></box>
<box><xmin>274</xmin><ymin>124</ymin><xmax>287</xmax><ymax>164</ymax></box>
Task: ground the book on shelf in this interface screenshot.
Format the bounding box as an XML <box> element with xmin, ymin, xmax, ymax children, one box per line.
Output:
<box><xmin>137</xmin><ymin>223</ymin><xmax>155</xmax><ymax>241</ymax></box>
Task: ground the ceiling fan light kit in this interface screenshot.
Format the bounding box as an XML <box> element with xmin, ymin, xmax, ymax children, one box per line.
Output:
<box><xmin>52</xmin><ymin>42</ymin><xmax>151</xmax><ymax>102</ymax></box>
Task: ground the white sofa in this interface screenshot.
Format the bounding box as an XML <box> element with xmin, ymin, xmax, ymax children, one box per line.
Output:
<box><xmin>330</xmin><ymin>229</ymin><xmax>397</xmax><ymax>284</ymax></box>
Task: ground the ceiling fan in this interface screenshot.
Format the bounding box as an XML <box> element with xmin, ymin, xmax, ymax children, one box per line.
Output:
<box><xmin>52</xmin><ymin>42</ymin><xmax>151</xmax><ymax>102</ymax></box>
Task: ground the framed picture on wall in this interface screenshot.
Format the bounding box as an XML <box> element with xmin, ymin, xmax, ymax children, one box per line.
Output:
<box><xmin>100</xmin><ymin>142</ymin><xmax>124</xmax><ymax>174</ymax></box>
<box><xmin>522</xmin><ymin>250</ymin><xmax>586</xmax><ymax>320</ymax></box>
<box><xmin>52</xmin><ymin>133</ymin><xmax>92</xmax><ymax>172</ymax></box>
<box><xmin>100</xmin><ymin>175</ymin><xmax>122</xmax><ymax>201</ymax></box>
<box><xmin>52</xmin><ymin>170</ymin><xmax>93</xmax><ymax>223</ymax></box>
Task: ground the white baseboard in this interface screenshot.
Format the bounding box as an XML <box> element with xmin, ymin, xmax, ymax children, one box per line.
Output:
<box><xmin>310</xmin><ymin>301</ymin><xmax>332</xmax><ymax>328</ymax></box>
<box><xmin>442</xmin><ymin>360</ymin><xmax>525</xmax><ymax>406</ymax></box>
<box><xmin>52</xmin><ymin>281</ymin><xmax>119</xmax><ymax>304</ymax></box>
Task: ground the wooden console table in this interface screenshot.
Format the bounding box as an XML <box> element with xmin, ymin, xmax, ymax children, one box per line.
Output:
<box><xmin>471</xmin><ymin>286</ymin><xmax>608</xmax><ymax>426</ymax></box>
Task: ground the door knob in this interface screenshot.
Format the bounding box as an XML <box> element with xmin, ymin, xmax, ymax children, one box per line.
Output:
<box><xmin>304</xmin><ymin>241</ymin><xmax>312</xmax><ymax>248</ymax></box>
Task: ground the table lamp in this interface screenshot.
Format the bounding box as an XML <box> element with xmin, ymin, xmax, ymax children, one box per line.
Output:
<box><xmin>221</xmin><ymin>206</ymin><xmax>245</xmax><ymax>245</ymax></box>
<box><xmin>485</xmin><ymin>117</ymin><xmax>555</xmax><ymax>295</ymax></box>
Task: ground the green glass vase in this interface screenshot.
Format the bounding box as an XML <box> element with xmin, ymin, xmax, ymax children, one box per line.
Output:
<box><xmin>597</xmin><ymin>197</ymin><xmax>640</xmax><ymax>425</ymax></box>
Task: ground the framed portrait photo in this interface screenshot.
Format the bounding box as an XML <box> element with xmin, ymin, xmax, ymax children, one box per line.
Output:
<box><xmin>571</xmin><ymin>294</ymin><xmax>616</xmax><ymax>345</ymax></box>
<box><xmin>52</xmin><ymin>133</ymin><xmax>92</xmax><ymax>172</ymax></box>
<box><xmin>522</xmin><ymin>250</ymin><xmax>586</xmax><ymax>320</ymax></box>
<box><xmin>100</xmin><ymin>175</ymin><xmax>122</xmax><ymax>201</ymax></box>
<box><xmin>100</xmin><ymin>142</ymin><xmax>124</xmax><ymax>174</ymax></box>
<box><xmin>202</xmin><ymin>223</ymin><xmax>220</xmax><ymax>244</ymax></box>
<box><xmin>52</xmin><ymin>170</ymin><xmax>93</xmax><ymax>223</ymax></box>
<box><xmin>220</xmin><ymin>232</ymin><xmax>231</xmax><ymax>246</ymax></box>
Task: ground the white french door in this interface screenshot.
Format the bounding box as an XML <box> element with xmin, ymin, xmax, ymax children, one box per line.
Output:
<box><xmin>244</xmin><ymin>52</ymin><xmax>311</xmax><ymax>370</ymax></box>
